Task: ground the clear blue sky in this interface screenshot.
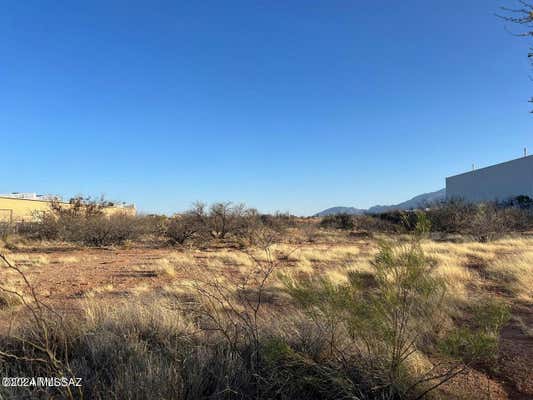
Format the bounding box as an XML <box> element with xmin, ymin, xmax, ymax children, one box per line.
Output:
<box><xmin>0</xmin><ymin>1</ymin><xmax>530</xmax><ymax>215</ymax></box>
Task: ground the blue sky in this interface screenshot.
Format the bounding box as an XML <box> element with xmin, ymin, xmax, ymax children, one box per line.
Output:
<box><xmin>0</xmin><ymin>1</ymin><xmax>531</xmax><ymax>215</ymax></box>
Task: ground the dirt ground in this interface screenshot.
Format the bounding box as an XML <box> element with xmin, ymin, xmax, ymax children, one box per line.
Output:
<box><xmin>0</xmin><ymin>240</ymin><xmax>531</xmax><ymax>400</ymax></box>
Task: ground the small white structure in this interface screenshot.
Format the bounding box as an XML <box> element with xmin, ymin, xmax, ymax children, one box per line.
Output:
<box><xmin>446</xmin><ymin>155</ymin><xmax>533</xmax><ymax>202</ymax></box>
<box><xmin>0</xmin><ymin>192</ymin><xmax>62</xmax><ymax>201</ymax></box>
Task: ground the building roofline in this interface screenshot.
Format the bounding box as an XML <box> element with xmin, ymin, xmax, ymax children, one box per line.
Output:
<box><xmin>0</xmin><ymin>196</ymin><xmax>135</xmax><ymax>208</ymax></box>
<box><xmin>446</xmin><ymin>155</ymin><xmax>533</xmax><ymax>180</ymax></box>
<box><xmin>0</xmin><ymin>196</ymin><xmax>65</xmax><ymax>204</ymax></box>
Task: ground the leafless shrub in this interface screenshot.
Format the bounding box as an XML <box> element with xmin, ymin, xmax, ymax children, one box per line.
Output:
<box><xmin>353</xmin><ymin>214</ymin><xmax>400</xmax><ymax>233</ymax></box>
<box><xmin>135</xmin><ymin>214</ymin><xmax>167</xmax><ymax>237</ymax></box>
<box><xmin>0</xmin><ymin>222</ymin><xmax>13</xmax><ymax>241</ymax></box>
<box><xmin>343</xmin><ymin>200</ymin><xmax>533</xmax><ymax>241</ymax></box>
<box><xmin>301</xmin><ymin>221</ymin><xmax>320</xmax><ymax>242</ymax></box>
<box><xmin>169</xmin><ymin>202</ymin><xmax>279</xmax><ymax>248</ymax></box>
<box><xmin>427</xmin><ymin>200</ymin><xmax>532</xmax><ymax>241</ymax></box>
<box><xmin>28</xmin><ymin>197</ymin><xmax>140</xmax><ymax>246</ymax></box>
<box><xmin>191</xmin><ymin>247</ymin><xmax>280</xmax><ymax>360</ymax></box>
<box><xmin>165</xmin><ymin>213</ymin><xmax>198</xmax><ymax>245</ymax></box>
<box><xmin>320</xmin><ymin>214</ymin><xmax>356</xmax><ymax>230</ymax></box>
<box><xmin>261</xmin><ymin>212</ymin><xmax>296</xmax><ymax>230</ymax></box>
<box><xmin>0</xmin><ymin>253</ymin><xmax>82</xmax><ymax>400</ymax></box>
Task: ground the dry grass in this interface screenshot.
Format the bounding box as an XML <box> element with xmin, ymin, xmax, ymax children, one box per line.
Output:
<box><xmin>56</xmin><ymin>255</ymin><xmax>81</xmax><ymax>264</ymax></box>
<box><xmin>6</xmin><ymin>254</ymin><xmax>50</xmax><ymax>268</ymax></box>
<box><xmin>420</xmin><ymin>237</ymin><xmax>533</xmax><ymax>304</ymax></box>
<box><xmin>137</xmin><ymin>237</ymin><xmax>533</xmax><ymax>309</ymax></box>
<box><xmin>1</xmin><ymin>232</ymin><xmax>532</xmax><ymax>399</ymax></box>
<box><xmin>487</xmin><ymin>250</ymin><xmax>533</xmax><ymax>302</ymax></box>
<box><xmin>0</xmin><ymin>283</ymin><xmax>23</xmax><ymax>310</ymax></box>
<box><xmin>150</xmin><ymin>257</ymin><xmax>178</xmax><ymax>277</ymax></box>
<box><xmin>83</xmin><ymin>283</ymin><xmax>115</xmax><ymax>298</ymax></box>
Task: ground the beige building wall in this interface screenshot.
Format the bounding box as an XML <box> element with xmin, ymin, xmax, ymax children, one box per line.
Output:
<box><xmin>0</xmin><ymin>197</ymin><xmax>136</xmax><ymax>223</ymax></box>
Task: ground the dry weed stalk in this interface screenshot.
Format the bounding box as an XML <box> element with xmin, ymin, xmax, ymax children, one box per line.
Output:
<box><xmin>0</xmin><ymin>253</ymin><xmax>83</xmax><ymax>400</ymax></box>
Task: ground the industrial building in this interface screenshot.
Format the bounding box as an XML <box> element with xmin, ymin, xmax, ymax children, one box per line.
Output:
<box><xmin>446</xmin><ymin>155</ymin><xmax>533</xmax><ymax>203</ymax></box>
<box><xmin>0</xmin><ymin>193</ymin><xmax>136</xmax><ymax>223</ymax></box>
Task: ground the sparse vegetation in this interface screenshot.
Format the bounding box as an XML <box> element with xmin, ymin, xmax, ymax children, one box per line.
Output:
<box><xmin>0</xmin><ymin>201</ymin><xmax>532</xmax><ymax>399</ymax></box>
<box><xmin>317</xmin><ymin>199</ymin><xmax>533</xmax><ymax>242</ymax></box>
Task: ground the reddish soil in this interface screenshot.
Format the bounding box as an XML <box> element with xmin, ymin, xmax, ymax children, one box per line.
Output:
<box><xmin>497</xmin><ymin>303</ymin><xmax>533</xmax><ymax>399</ymax></box>
<box><xmin>464</xmin><ymin>254</ymin><xmax>533</xmax><ymax>399</ymax></box>
<box><xmin>18</xmin><ymin>248</ymin><xmax>173</xmax><ymax>300</ymax></box>
<box><xmin>1</xmin><ymin>245</ymin><xmax>531</xmax><ymax>400</ymax></box>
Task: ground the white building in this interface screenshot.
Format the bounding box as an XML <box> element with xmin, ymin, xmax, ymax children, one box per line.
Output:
<box><xmin>446</xmin><ymin>155</ymin><xmax>533</xmax><ymax>202</ymax></box>
<box><xmin>0</xmin><ymin>192</ymin><xmax>62</xmax><ymax>201</ymax></box>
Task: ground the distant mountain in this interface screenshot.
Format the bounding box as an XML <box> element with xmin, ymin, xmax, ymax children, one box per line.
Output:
<box><xmin>314</xmin><ymin>188</ymin><xmax>445</xmax><ymax>217</ymax></box>
<box><xmin>367</xmin><ymin>188</ymin><xmax>446</xmax><ymax>214</ymax></box>
<box><xmin>314</xmin><ymin>206</ymin><xmax>367</xmax><ymax>217</ymax></box>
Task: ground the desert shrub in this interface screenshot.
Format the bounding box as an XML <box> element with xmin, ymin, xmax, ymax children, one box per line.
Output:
<box><xmin>466</xmin><ymin>203</ymin><xmax>529</xmax><ymax>242</ymax></box>
<box><xmin>472</xmin><ymin>300</ymin><xmax>511</xmax><ymax>333</ymax></box>
<box><xmin>374</xmin><ymin>210</ymin><xmax>413</xmax><ymax>229</ymax></box>
<box><xmin>0</xmin><ymin>222</ymin><xmax>13</xmax><ymax>241</ymax></box>
<box><xmin>173</xmin><ymin>202</ymin><xmax>275</xmax><ymax>247</ymax></box>
<box><xmin>439</xmin><ymin>299</ymin><xmax>510</xmax><ymax>365</ymax></box>
<box><xmin>352</xmin><ymin>214</ymin><xmax>399</xmax><ymax>233</ymax></box>
<box><xmin>0</xmin><ymin>303</ymin><xmax>370</xmax><ymax>400</ymax></box>
<box><xmin>12</xmin><ymin>221</ymin><xmax>41</xmax><ymax>238</ymax></box>
<box><xmin>28</xmin><ymin>197</ymin><xmax>141</xmax><ymax>246</ymax></box>
<box><xmin>82</xmin><ymin>214</ymin><xmax>141</xmax><ymax>246</ymax></box>
<box><xmin>281</xmin><ymin>217</ymin><xmax>497</xmax><ymax>398</ymax></box>
<box><xmin>320</xmin><ymin>214</ymin><xmax>355</xmax><ymax>230</ymax></box>
<box><xmin>284</xmin><ymin>236</ymin><xmax>455</xmax><ymax>397</ymax></box>
<box><xmin>261</xmin><ymin>212</ymin><xmax>297</xmax><ymax>229</ymax></box>
<box><xmin>344</xmin><ymin>212</ymin><xmax>420</xmax><ymax>234</ymax></box>
<box><xmin>367</xmin><ymin>210</ymin><xmax>431</xmax><ymax>234</ymax></box>
<box><xmin>233</xmin><ymin>207</ymin><xmax>262</xmax><ymax>243</ymax></box>
<box><xmin>301</xmin><ymin>221</ymin><xmax>320</xmax><ymax>242</ymax></box>
<box><xmin>426</xmin><ymin>201</ymin><xmax>531</xmax><ymax>241</ymax></box>
<box><xmin>425</xmin><ymin>200</ymin><xmax>476</xmax><ymax>233</ymax></box>
<box><xmin>162</xmin><ymin>202</ymin><xmax>284</xmax><ymax>247</ymax></box>
<box><xmin>0</xmin><ymin>253</ymin><xmax>83</xmax><ymax>400</ymax></box>
<box><xmin>182</xmin><ymin>247</ymin><xmax>373</xmax><ymax>399</ymax></box>
<box><xmin>504</xmin><ymin>194</ymin><xmax>533</xmax><ymax>210</ymax></box>
<box><xmin>439</xmin><ymin>328</ymin><xmax>498</xmax><ymax>365</ymax></box>
<box><xmin>365</xmin><ymin>200</ymin><xmax>533</xmax><ymax>241</ymax></box>
<box><xmin>2</xmin><ymin>244</ymin><xmax>360</xmax><ymax>399</ymax></box>
<box><xmin>232</xmin><ymin>210</ymin><xmax>286</xmax><ymax>248</ymax></box>
<box><xmin>351</xmin><ymin>200</ymin><xmax>533</xmax><ymax>240</ymax></box>
<box><xmin>135</xmin><ymin>214</ymin><xmax>167</xmax><ymax>237</ymax></box>
<box><xmin>203</xmin><ymin>202</ymin><xmax>248</xmax><ymax>239</ymax></box>
<box><xmin>165</xmin><ymin>213</ymin><xmax>198</xmax><ymax>245</ymax></box>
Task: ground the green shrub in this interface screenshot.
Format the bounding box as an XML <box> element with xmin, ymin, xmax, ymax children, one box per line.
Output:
<box><xmin>439</xmin><ymin>328</ymin><xmax>498</xmax><ymax>364</ymax></box>
<box><xmin>439</xmin><ymin>299</ymin><xmax>510</xmax><ymax>365</ymax></box>
<box><xmin>473</xmin><ymin>300</ymin><xmax>511</xmax><ymax>334</ymax></box>
<box><xmin>284</xmin><ymin>231</ymin><xmax>449</xmax><ymax>397</ymax></box>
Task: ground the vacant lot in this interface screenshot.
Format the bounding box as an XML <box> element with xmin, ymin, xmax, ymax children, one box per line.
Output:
<box><xmin>0</xmin><ymin>229</ymin><xmax>531</xmax><ymax>399</ymax></box>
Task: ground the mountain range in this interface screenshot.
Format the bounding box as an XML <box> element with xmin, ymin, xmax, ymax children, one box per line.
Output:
<box><xmin>314</xmin><ymin>188</ymin><xmax>445</xmax><ymax>217</ymax></box>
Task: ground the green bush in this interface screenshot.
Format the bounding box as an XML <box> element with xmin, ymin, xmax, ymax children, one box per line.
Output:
<box><xmin>284</xmin><ymin>230</ymin><xmax>448</xmax><ymax>397</ymax></box>
<box><xmin>440</xmin><ymin>299</ymin><xmax>510</xmax><ymax>365</ymax></box>
<box><xmin>439</xmin><ymin>328</ymin><xmax>498</xmax><ymax>364</ymax></box>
